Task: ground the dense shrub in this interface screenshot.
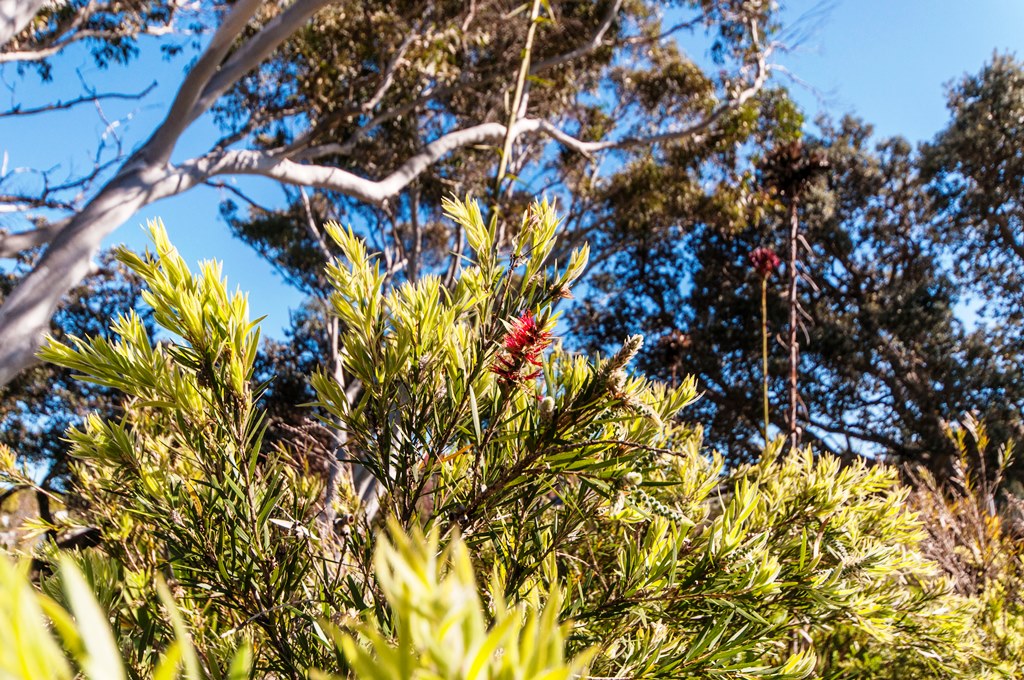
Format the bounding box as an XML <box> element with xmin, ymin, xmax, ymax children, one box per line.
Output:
<box><xmin>1</xmin><ymin>199</ymin><xmax>1021</xmax><ymax>678</ymax></box>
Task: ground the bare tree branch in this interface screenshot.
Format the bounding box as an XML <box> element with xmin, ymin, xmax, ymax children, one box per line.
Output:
<box><xmin>0</xmin><ymin>81</ymin><xmax>156</xmax><ymax>118</ymax></box>
<box><xmin>361</xmin><ymin>27</ymin><xmax>418</xmax><ymax>114</ymax></box>
<box><xmin>535</xmin><ymin>49</ymin><xmax>770</xmax><ymax>155</ymax></box>
<box><xmin>0</xmin><ymin>219</ymin><xmax>66</xmax><ymax>256</ymax></box>
<box><xmin>0</xmin><ymin>26</ymin><xmax>175</xmax><ymax>63</ymax></box>
<box><xmin>189</xmin><ymin>0</ymin><xmax>333</xmax><ymax>124</ymax></box>
<box><xmin>0</xmin><ymin>129</ymin><xmax>127</xmax><ymax>215</ymax></box>
<box><xmin>0</xmin><ymin>194</ymin><xmax>77</xmax><ymax>211</ymax></box>
<box><xmin>623</xmin><ymin>15</ymin><xmax>702</xmax><ymax>46</ymax></box>
<box><xmin>207</xmin><ymin>179</ymin><xmax>272</xmax><ymax>212</ymax></box>
<box><xmin>192</xmin><ymin>121</ymin><xmax>526</xmax><ymax>204</ymax></box>
<box><xmin>141</xmin><ymin>0</ymin><xmax>264</xmax><ymax>163</ymax></box>
<box><xmin>200</xmin><ymin>63</ymin><xmax>770</xmax><ymax>201</ymax></box>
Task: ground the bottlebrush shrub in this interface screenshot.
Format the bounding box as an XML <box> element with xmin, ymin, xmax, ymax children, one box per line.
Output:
<box><xmin>1</xmin><ymin>198</ymin><xmax>1010</xmax><ymax>678</ymax></box>
<box><xmin>813</xmin><ymin>417</ymin><xmax>1024</xmax><ymax>679</ymax></box>
<box><xmin>0</xmin><ymin>549</ymin><xmax>247</xmax><ymax>680</ymax></box>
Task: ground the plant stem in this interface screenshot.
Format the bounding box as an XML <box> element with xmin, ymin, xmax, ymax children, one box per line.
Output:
<box><xmin>761</xmin><ymin>275</ymin><xmax>770</xmax><ymax>447</ymax></box>
<box><xmin>491</xmin><ymin>0</ymin><xmax>543</xmax><ymax>245</ymax></box>
<box><xmin>787</xmin><ymin>196</ymin><xmax>801</xmax><ymax>450</ymax></box>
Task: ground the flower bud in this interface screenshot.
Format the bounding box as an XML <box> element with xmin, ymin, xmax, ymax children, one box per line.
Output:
<box><xmin>539</xmin><ymin>396</ymin><xmax>556</xmax><ymax>423</ymax></box>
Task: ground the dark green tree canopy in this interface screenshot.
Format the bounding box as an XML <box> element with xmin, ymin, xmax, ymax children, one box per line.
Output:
<box><xmin>573</xmin><ymin>114</ymin><xmax>1023</xmax><ymax>472</ymax></box>
<box><xmin>923</xmin><ymin>53</ymin><xmax>1024</xmax><ymax>340</ymax></box>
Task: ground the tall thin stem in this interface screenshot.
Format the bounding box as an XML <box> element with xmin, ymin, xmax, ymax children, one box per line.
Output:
<box><xmin>495</xmin><ymin>0</ymin><xmax>542</xmax><ymax>189</ymax></box>
<box><xmin>761</xmin><ymin>276</ymin><xmax>770</xmax><ymax>447</ymax></box>
<box><xmin>491</xmin><ymin>0</ymin><xmax>543</xmax><ymax>245</ymax></box>
<box><xmin>787</xmin><ymin>197</ymin><xmax>801</xmax><ymax>450</ymax></box>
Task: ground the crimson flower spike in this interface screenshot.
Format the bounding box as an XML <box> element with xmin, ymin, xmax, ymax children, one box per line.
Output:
<box><xmin>749</xmin><ymin>247</ymin><xmax>782</xmax><ymax>278</ymax></box>
<box><xmin>491</xmin><ymin>310</ymin><xmax>553</xmax><ymax>385</ymax></box>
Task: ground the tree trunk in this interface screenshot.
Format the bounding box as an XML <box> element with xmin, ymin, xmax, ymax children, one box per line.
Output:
<box><xmin>787</xmin><ymin>197</ymin><xmax>801</xmax><ymax>450</ymax></box>
<box><xmin>0</xmin><ymin>0</ymin><xmax>48</xmax><ymax>47</ymax></box>
<box><xmin>0</xmin><ymin>162</ymin><xmax>177</xmax><ymax>384</ymax></box>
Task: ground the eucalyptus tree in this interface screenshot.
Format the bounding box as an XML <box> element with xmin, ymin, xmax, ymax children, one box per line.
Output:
<box><xmin>0</xmin><ymin>0</ymin><xmax>781</xmax><ymax>388</ymax></box>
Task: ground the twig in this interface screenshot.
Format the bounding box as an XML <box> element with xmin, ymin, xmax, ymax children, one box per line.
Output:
<box><xmin>0</xmin><ymin>81</ymin><xmax>157</xmax><ymax>118</ymax></box>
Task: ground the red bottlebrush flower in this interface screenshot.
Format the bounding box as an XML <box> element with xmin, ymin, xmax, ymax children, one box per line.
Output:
<box><xmin>749</xmin><ymin>247</ymin><xmax>781</xmax><ymax>278</ymax></box>
<box><xmin>491</xmin><ymin>310</ymin><xmax>553</xmax><ymax>385</ymax></box>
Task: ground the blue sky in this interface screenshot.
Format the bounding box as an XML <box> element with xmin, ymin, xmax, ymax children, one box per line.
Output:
<box><xmin>776</xmin><ymin>0</ymin><xmax>1024</xmax><ymax>140</ymax></box>
<box><xmin>2</xmin><ymin>0</ymin><xmax>1023</xmax><ymax>337</ymax></box>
